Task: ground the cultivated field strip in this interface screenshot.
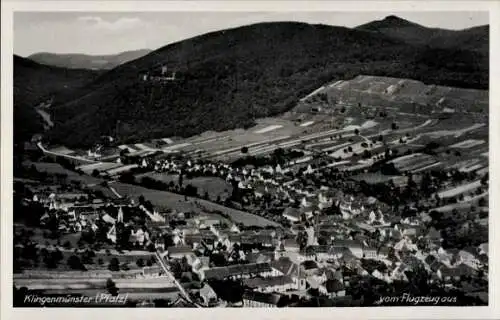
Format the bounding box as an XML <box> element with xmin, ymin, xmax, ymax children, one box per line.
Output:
<box><xmin>438</xmin><ymin>180</ymin><xmax>482</xmax><ymax>199</ymax></box>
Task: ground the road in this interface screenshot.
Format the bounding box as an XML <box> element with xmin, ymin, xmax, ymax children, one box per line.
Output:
<box><xmin>37</xmin><ymin>142</ymin><xmax>97</xmax><ymax>164</ymax></box>
<box><xmin>154</xmin><ymin>251</ymin><xmax>202</xmax><ymax>308</ymax></box>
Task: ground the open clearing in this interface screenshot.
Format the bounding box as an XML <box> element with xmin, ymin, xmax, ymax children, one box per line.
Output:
<box><xmin>23</xmin><ymin>161</ymin><xmax>101</xmax><ymax>185</ymax></box>
<box><xmin>136</xmin><ymin>172</ymin><xmax>233</xmax><ymax>201</ymax></box>
<box><xmin>111</xmin><ymin>182</ymin><xmax>280</xmax><ymax>227</ymax></box>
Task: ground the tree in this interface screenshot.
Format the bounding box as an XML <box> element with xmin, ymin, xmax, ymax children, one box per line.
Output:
<box><xmin>478</xmin><ymin>198</ymin><xmax>487</xmax><ymax>207</ymax></box>
<box><xmin>63</xmin><ymin>241</ymin><xmax>72</xmax><ymax>249</ymax></box>
<box><xmin>108</xmin><ymin>257</ymin><xmax>120</xmax><ymax>271</ymax></box>
<box><xmin>138</xmin><ymin>195</ymin><xmax>145</xmax><ymax>205</ymax></box>
<box><xmin>241</xmin><ymin>146</ymin><xmax>249</xmax><ymax>154</ymax></box>
<box><xmin>136</xmin><ymin>258</ymin><xmax>145</xmax><ymax>268</ymax></box>
<box><xmin>184</xmin><ymin>184</ymin><xmax>198</xmax><ymax>197</ymax></box>
<box><xmin>92</xmin><ymin>169</ymin><xmax>100</xmax><ymax>177</ymax></box>
<box><xmin>106</xmin><ymin>278</ymin><xmax>119</xmax><ymax>296</ymax></box>
<box><xmin>354</xmin><ymin>128</ymin><xmax>360</xmax><ymax>135</ymax></box>
<box><xmin>391</xmin><ymin>122</ymin><xmax>398</xmax><ymax>130</ymax></box>
<box><xmin>178</xmin><ymin>172</ymin><xmax>184</xmax><ymax>188</ymax></box>
<box><xmin>67</xmin><ymin>255</ymin><xmax>85</xmax><ymax>270</ymax></box>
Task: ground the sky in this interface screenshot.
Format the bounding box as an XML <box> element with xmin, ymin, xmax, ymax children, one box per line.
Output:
<box><xmin>14</xmin><ymin>11</ymin><xmax>489</xmax><ymax>57</ymax></box>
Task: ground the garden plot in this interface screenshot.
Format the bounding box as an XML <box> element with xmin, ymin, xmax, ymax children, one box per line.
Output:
<box><xmin>437</xmin><ymin>180</ymin><xmax>482</xmax><ymax>199</ymax></box>
<box><xmin>77</xmin><ymin>162</ymin><xmax>122</xmax><ymax>174</ymax></box>
<box><xmin>459</xmin><ymin>164</ymin><xmax>485</xmax><ymax>173</ymax></box>
<box><xmin>389</xmin><ymin>153</ymin><xmax>438</xmax><ymax>172</ymax></box>
<box><xmin>118</xmin><ymin>145</ymin><xmax>139</xmax><ymax>152</ymax></box>
<box><xmin>401</xmin><ymin>158</ymin><xmax>439</xmax><ymax>172</ymax></box>
<box><xmin>476</xmin><ymin>167</ymin><xmax>489</xmax><ymax>176</ymax></box>
<box><xmin>351</xmin><ymin>173</ymin><xmax>403</xmax><ymax>185</ymax></box>
<box><xmin>162</xmin><ymin>142</ymin><xmax>192</xmax><ymax>152</ymax></box>
<box><xmin>254</xmin><ymin>125</ymin><xmax>284</xmax><ymax>134</ymax></box>
<box><xmin>134</xmin><ymin>143</ymin><xmax>155</xmax><ymax>151</ymax></box>
<box><xmin>449</xmin><ymin>139</ymin><xmax>486</xmax><ymax>149</ymax></box>
<box><xmin>300</xmin><ymin>121</ymin><xmax>315</xmax><ymax>127</ymax></box>
<box><xmin>138</xmin><ymin>172</ymin><xmax>233</xmax><ymax>201</ymax></box>
<box><xmin>328</xmin><ymin>140</ymin><xmax>382</xmax><ymax>159</ymax></box>
<box><xmin>449</xmin><ymin>159</ymin><xmax>480</xmax><ymax>171</ymax></box>
<box><xmin>411</xmin><ymin>161</ymin><xmax>442</xmax><ymax>173</ymax></box>
<box><xmin>425</xmin><ymin>123</ymin><xmax>486</xmax><ymax>139</ymax></box>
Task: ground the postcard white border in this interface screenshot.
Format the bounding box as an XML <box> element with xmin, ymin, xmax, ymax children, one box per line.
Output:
<box><xmin>2</xmin><ymin>1</ymin><xmax>499</xmax><ymax>319</ymax></box>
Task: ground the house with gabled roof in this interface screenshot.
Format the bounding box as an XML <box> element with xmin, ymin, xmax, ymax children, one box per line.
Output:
<box><xmin>282</xmin><ymin>207</ymin><xmax>301</xmax><ymax>223</ymax></box>
<box><xmin>456</xmin><ymin>247</ymin><xmax>482</xmax><ymax>270</ymax></box>
<box><xmin>243</xmin><ymin>275</ymin><xmax>296</xmax><ymax>293</ymax></box>
<box><xmin>167</xmin><ymin>245</ymin><xmax>194</xmax><ymax>260</ymax></box>
<box><xmin>242</xmin><ymin>290</ymin><xmax>287</xmax><ymax>308</ymax></box>
<box><xmin>437</xmin><ymin>263</ymin><xmax>477</xmax><ymax>283</ymax></box>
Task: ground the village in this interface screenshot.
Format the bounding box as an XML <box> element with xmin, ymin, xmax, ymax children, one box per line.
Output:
<box><xmin>13</xmin><ymin>75</ymin><xmax>489</xmax><ymax>307</ymax></box>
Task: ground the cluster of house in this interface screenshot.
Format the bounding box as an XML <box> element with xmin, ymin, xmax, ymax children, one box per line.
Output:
<box><xmin>153</xmin><ymin>203</ymin><xmax>488</xmax><ymax>306</ymax></box>
<box><xmin>29</xmin><ymin>185</ymin><xmax>166</xmax><ymax>249</ymax></box>
<box><xmin>23</xmin><ymin>141</ymin><xmax>488</xmax><ymax>306</ymax></box>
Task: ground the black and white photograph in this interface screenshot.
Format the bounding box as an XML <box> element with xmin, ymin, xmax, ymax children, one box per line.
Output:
<box><xmin>1</xmin><ymin>1</ymin><xmax>498</xmax><ymax>318</ymax></box>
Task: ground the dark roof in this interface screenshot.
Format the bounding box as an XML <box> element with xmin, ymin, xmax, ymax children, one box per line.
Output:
<box><xmin>282</xmin><ymin>238</ymin><xmax>299</xmax><ymax>248</ymax></box>
<box><xmin>167</xmin><ymin>245</ymin><xmax>193</xmax><ymax>255</ymax></box>
<box><xmin>283</xmin><ymin>207</ymin><xmax>301</xmax><ymax>219</ymax></box>
<box><xmin>425</xmin><ymin>255</ymin><xmax>438</xmax><ymax>265</ymax></box>
<box><xmin>301</xmin><ymin>245</ymin><xmax>330</xmax><ymax>255</ymax></box>
<box><xmin>243</xmin><ymin>275</ymin><xmax>294</xmax><ymax>288</ymax></box>
<box><xmin>440</xmin><ymin>264</ymin><xmax>476</xmax><ymax>278</ymax></box>
<box><xmin>301</xmin><ymin>260</ymin><xmax>318</xmax><ymax>270</ymax></box>
<box><xmin>184</xmin><ymin>234</ymin><xmax>203</xmax><ymax>244</ymax></box>
<box><xmin>332</xmin><ymin>240</ymin><xmax>363</xmax><ymax>249</ymax></box>
<box><xmin>324</xmin><ymin>279</ymin><xmax>345</xmax><ymax>293</ymax></box>
<box><xmin>426</xmin><ymin>227</ymin><xmax>441</xmax><ymax>240</ymax></box>
<box><xmin>377</xmin><ymin>246</ymin><xmax>391</xmax><ymax>255</ymax></box>
<box><xmin>270</xmin><ymin>257</ymin><xmax>298</xmax><ymax>276</ymax></box>
<box><xmin>240</xmin><ymin>234</ymin><xmax>274</xmax><ymax>245</ymax></box>
<box><xmin>204</xmin><ymin>263</ymin><xmax>272</xmax><ymax>280</ymax></box>
<box><xmin>242</xmin><ymin>290</ymin><xmax>284</xmax><ymax>306</ymax></box>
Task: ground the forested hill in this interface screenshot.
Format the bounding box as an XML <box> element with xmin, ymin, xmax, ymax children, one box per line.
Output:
<box><xmin>28</xmin><ymin>49</ymin><xmax>152</xmax><ymax>70</ymax></box>
<box><xmin>13</xmin><ymin>55</ymin><xmax>101</xmax><ymax>144</ymax></box>
<box><xmin>32</xmin><ymin>20</ymin><xmax>489</xmax><ymax>148</ymax></box>
<box><xmin>356</xmin><ymin>15</ymin><xmax>489</xmax><ymax>54</ymax></box>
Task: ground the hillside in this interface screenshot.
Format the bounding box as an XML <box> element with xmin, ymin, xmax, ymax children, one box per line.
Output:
<box><xmin>356</xmin><ymin>15</ymin><xmax>489</xmax><ymax>54</ymax></box>
<box><xmin>41</xmin><ymin>21</ymin><xmax>488</xmax><ymax>148</ymax></box>
<box><xmin>28</xmin><ymin>49</ymin><xmax>152</xmax><ymax>70</ymax></box>
<box><xmin>13</xmin><ymin>55</ymin><xmax>100</xmax><ymax>144</ymax></box>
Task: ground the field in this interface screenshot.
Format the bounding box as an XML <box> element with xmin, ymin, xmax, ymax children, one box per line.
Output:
<box><xmin>23</xmin><ymin>161</ymin><xmax>102</xmax><ymax>185</ymax></box>
<box><xmin>298</xmin><ymin>75</ymin><xmax>488</xmax><ymax>114</ymax></box>
<box><xmin>351</xmin><ymin>173</ymin><xmax>406</xmax><ymax>185</ymax></box>
<box><xmin>110</xmin><ymin>182</ymin><xmax>280</xmax><ymax>227</ymax></box>
<box><xmin>136</xmin><ymin>172</ymin><xmax>233</xmax><ymax>201</ymax></box>
<box><xmin>437</xmin><ymin>180</ymin><xmax>482</xmax><ymax>199</ymax></box>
